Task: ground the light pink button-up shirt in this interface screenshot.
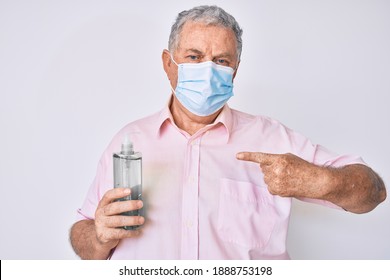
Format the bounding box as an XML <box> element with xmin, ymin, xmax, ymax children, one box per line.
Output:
<box><xmin>77</xmin><ymin>103</ymin><xmax>364</xmax><ymax>259</ymax></box>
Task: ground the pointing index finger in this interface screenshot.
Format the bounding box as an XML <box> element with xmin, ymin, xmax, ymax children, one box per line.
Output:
<box><xmin>236</xmin><ymin>151</ymin><xmax>273</xmax><ymax>165</ymax></box>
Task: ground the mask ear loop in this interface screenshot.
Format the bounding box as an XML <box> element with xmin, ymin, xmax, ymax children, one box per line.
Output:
<box><xmin>170</xmin><ymin>54</ymin><xmax>179</xmax><ymax>67</ymax></box>
<box><xmin>169</xmin><ymin>53</ymin><xmax>178</xmax><ymax>94</ymax></box>
<box><xmin>170</xmin><ymin>84</ymin><xmax>177</xmax><ymax>95</ymax></box>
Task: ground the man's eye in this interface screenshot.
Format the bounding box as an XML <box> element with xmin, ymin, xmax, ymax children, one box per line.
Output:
<box><xmin>189</xmin><ymin>55</ymin><xmax>199</xmax><ymax>60</ymax></box>
<box><xmin>216</xmin><ymin>59</ymin><xmax>228</xmax><ymax>65</ymax></box>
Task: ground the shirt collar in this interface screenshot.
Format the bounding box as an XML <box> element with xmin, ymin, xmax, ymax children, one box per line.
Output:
<box><xmin>156</xmin><ymin>96</ymin><xmax>233</xmax><ymax>144</ymax></box>
<box><xmin>156</xmin><ymin>97</ymin><xmax>175</xmax><ymax>136</ymax></box>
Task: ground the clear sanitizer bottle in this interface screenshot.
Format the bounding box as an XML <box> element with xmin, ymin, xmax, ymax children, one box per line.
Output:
<box><xmin>113</xmin><ymin>134</ymin><xmax>142</xmax><ymax>230</ymax></box>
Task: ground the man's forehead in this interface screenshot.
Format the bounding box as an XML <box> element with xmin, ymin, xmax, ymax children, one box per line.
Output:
<box><xmin>177</xmin><ymin>21</ymin><xmax>237</xmax><ymax>55</ymax></box>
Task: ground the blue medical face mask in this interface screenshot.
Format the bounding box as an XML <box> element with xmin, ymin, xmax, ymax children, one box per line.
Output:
<box><xmin>170</xmin><ymin>56</ymin><xmax>235</xmax><ymax>117</ymax></box>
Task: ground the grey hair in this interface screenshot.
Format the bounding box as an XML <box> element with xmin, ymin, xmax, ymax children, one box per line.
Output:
<box><xmin>168</xmin><ymin>5</ymin><xmax>243</xmax><ymax>60</ymax></box>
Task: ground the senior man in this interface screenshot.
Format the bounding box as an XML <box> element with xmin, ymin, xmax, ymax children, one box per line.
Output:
<box><xmin>70</xmin><ymin>5</ymin><xmax>386</xmax><ymax>260</ymax></box>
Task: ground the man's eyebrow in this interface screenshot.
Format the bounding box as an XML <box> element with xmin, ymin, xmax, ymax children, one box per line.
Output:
<box><xmin>184</xmin><ymin>48</ymin><xmax>204</xmax><ymax>54</ymax></box>
<box><xmin>184</xmin><ymin>49</ymin><xmax>234</xmax><ymax>59</ymax></box>
<box><xmin>215</xmin><ymin>52</ymin><xmax>234</xmax><ymax>59</ymax></box>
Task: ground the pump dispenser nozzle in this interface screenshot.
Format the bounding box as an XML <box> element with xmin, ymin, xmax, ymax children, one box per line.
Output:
<box><xmin>121</xmin><ymin>134</ymin><xmax>134</xmax><ymax>155</ymax></box>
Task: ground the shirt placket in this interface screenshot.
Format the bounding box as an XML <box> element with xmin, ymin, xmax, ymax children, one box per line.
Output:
<box><xmin>180</xmin><ymin>136</ymin><xmax>201</xmax><ymax>259</ymax></box>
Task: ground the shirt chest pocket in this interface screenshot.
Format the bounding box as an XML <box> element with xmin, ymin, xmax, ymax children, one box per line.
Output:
<box><xmin>217</xmin><ymin>178</ymin><xmax>276</xmax><ymax>249</ymax></box>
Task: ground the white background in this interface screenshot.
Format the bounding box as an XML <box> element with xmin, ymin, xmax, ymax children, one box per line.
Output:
<box><xmin>0</xmin><ymin>0</ymin><xmax>389</xmax><ymax>259</ymax></box>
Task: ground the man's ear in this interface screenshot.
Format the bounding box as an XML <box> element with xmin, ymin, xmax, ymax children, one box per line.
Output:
<box><xmin>162</xmin><ymin>49</ymin><xmax>172</xmax><ymax>78</ymax></box>
<box><xmin>233</xmin><ymin>60</ymin><xmax>240</xmax><ymax>80</ymax></box>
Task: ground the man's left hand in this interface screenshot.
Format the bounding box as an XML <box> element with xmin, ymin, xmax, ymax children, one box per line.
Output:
<box><xmin>236</xmin><ymin>151</ymin><xmax>328</xmax><ymax>198</ymax></box>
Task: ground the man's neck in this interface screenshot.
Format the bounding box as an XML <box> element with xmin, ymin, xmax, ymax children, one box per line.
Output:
<box><xmin>169</xmin><ymin>97</ymin><xmax>221</xmax><ymax>136</ymax></box>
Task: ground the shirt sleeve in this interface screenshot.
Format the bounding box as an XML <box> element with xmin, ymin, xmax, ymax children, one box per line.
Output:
<box><xmin>76</xmin><ymin>150</ymin><xmax>113</xmax><ymax>221</ymax></box>
<box><xmin>311</xmin><ymin>144</ymin><xmax>366</xmax><ymax>168</ymax></box>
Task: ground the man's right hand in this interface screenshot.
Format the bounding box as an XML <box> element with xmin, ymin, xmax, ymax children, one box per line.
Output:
<box><xmin>94</xmin><ymin>187</ymin><xmax>145</xmax><ymax>249</ymax></box>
